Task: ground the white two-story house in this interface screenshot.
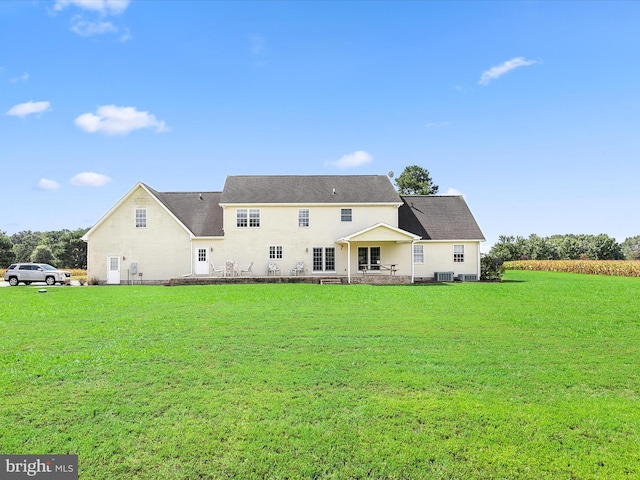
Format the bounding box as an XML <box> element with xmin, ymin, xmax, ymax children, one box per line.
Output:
<box><xmin>82</xmin><ymin>175</ymin><xmax>485</xmax><ymax>284</ymax></box>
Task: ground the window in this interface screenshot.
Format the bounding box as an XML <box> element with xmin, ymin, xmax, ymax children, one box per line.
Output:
<box><xmin>413</xmin><ymin>244</ymin><xmax>424</xmax><ymax>264</ymax></box>
<box><xmin>249</xmin><ymin>209</ymin><xmax>260</xmax><ymax>227</ymax></box>
<box><xmin>237</xmin><ymin>209</ymin><xmax>260</xmax><ymax>228</ymax></box>
<box><xmin>135</xmin><ymin>208</ymin><xmax>147</xmax><ymax>228</ymax></box>
<box><xmin>198</xmin><ymin>248</ymin><xmax>207</xmax><ymax>262</ymax></box>
<box><xmin>341</xmin><ymin>208</ymin><xmax>352</xmax><ymax>222</ymax></box>
<box><xmin>454</xmin><ymin>245</ymin><xmax>465</xmax><ymax>263</ymax></box>
<box><xmin>358</xmin><ymin>246</ymin><xmax>381</xmax><ymax>270</ymax></box>
<box><xmin>269</xmin><ymin>245</ymin><xmax>283</xmax><ymax>259</ymax></box>
<box><xmin>313</xmin><ymin>247</ymin><xmax>335</xmax><ymax>272</ymax></box>
<box><xmin>298</xmin><ymin>209</ymin><xmax>309</xmax><ymax>227</ymax></box>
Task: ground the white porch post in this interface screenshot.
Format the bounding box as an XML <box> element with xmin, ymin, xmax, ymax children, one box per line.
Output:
<box><xmin>347</xmin><ymin>240</ymin><xmax>351</xmax><ymax>284</ymax></box>
<box><xmin>411</xmin><ymin>240</ymin><xmax>415</xmax><ymax>283</ymax></box>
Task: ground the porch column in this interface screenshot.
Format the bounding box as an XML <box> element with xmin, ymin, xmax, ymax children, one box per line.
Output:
<box><xmin>347</xmin><ymin>240</ymin><xmax>351</xmax><ymax>284</ymax></box>
<box><xmin>411</xmin><ymin>240</ymin><xmax>415</xmax><ymax>283</ymax></box>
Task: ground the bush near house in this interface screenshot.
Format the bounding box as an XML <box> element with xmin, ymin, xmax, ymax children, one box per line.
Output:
<box><xmin>505</xmin><ymin>259</ymin><xmax>640</xmax><ymax>277</ymax></box>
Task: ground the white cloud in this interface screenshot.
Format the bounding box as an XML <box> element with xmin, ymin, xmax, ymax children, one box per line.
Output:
<box><xmin>479</xmin><ymin>57</ymin><xmax>537</xmax><ymax>85</ymax></box>
<box><xmin>54</xmin><ymin>0</ymin><xmax>130</xmax><ymax>15</ymax></box>
<box><xmin>332</xmin><ymin>150</ymin><xmax>373</xmax><ymax>169</ymax></box>
<box><xmin>70</xmin><ymin>172</ymin><xmax>112</xmax><ymax>187</ymax></box>
<box><xmin>444</xmin><ymin>187</ymin><xmax>463</xmax><ymax>196</ymax></box>
<box><xmin>71</xmin><ymin>19</ymin><xmax>118</xmax><ymax>36</ymax></box>
<box><xmin>38</xmin><ymin>178</ymin><xmax>61</xmax><ymax>191</ymax></box>
<box><xmin>74</xmin><ymin>105</ymin><xmax>169</xmax><ymax>135</ymax></box>
<box><xmin>10</xmin><ymin>72</ymin><xmax>29</xmax><ymax>83</ymax></box>
<box><xmin>6</xmin><ymin>101</ymin><xmax>51</xmax><ymax>118</ymax></box>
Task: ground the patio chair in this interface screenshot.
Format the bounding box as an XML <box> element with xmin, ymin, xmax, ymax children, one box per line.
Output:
<box><xmin>268</xmin><ymin>262</ymin><xmax>281</xmax><ymax>276</ymax></box>
<box><xmin>290</xmin><ymin>261</ymin><xmax>304</xmax><ymax>276</ymax></box>
<box><xmin>210</xmin><ymin>264</ymin><xmax>225</xmax><ymax>277</ymax></box>
<box><xmin>240</xmin><ymin>262</ymin><xmax>254</xmax><ymax>276</ymax></box>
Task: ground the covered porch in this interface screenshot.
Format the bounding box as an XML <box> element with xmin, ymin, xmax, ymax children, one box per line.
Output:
<box><xmin>336</xmin><ymin>223</ymin><xmax>421</xmax><ymax>283</ymax></box>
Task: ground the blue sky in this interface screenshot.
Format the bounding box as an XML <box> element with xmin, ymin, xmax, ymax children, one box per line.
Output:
<box><xmin>2</xmin><ymin>0</ymin><xmax>639</xmax><ymax>250</ymax></box>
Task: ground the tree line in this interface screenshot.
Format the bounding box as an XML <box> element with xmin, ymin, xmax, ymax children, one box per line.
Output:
<box><xmin>489</xmin><ymin>234</ymin><xmax>640</xmax><ymax>262</ymax></box>
<box><xmin>0</xmin><ymin>229</ymin><xmax>89</xmax><ymax>269</ymax></box>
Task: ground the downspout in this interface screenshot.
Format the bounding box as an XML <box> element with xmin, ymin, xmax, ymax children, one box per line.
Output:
<box><xmin>347</xmin><ymin>240</ymin><xmax>351</xmax><ymax>284</ymax></box>
<box><xmin>477</xmin><ymin>241</ymin><xmax>482</xmax><ymax>280</ymax></box>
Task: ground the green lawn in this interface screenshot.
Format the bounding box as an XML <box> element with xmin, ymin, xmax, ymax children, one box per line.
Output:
<box><xmin>1</xmin><ymin>271</ymin><xmax>639</xmax><ymax>479</ymax></box>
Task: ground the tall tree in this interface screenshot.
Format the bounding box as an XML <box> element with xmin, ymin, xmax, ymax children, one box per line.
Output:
<box><xmin>394</xmin><ymin>165</ymin><xmax>439</xmax><ymax>195</ymax></box>
<box><xmin>0</xmin><ymin>231</ymin><xmax>15</xmax><ymax>267</ymax></box>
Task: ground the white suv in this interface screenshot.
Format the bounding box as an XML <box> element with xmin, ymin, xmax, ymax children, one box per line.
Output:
<box><xmin>4</xmin><ymin>263</ymin><xmax>71</xmax><ymax>286</ymax></box>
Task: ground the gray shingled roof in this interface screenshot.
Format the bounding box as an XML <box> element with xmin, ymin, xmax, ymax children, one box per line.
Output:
<box><xmin>399</xmin><ymin>195</ymin><xmax>485</xmax><ymax>241</ymax></box>
<box><xmin>146</xmin><ymin>185</ymin><xmax>224</xmax><ymax>237</ymax></box>
<box><xmin>220</xmin><ymin>175</ymin><xmax>402</xmax><ymax>204</ymax></box>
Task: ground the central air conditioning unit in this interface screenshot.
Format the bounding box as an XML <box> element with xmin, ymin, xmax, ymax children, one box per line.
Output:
<box><xmin>458</xmin><ymin>274</ymin><xmax>478</xmax><ymax>282</ymax></box>
<box><xmin>434</xmin><ymin>271</ymin><xmax>454</xmax><ymax>282</ymax></box>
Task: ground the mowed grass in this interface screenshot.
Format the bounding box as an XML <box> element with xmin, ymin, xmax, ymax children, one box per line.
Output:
<box><xmin>1</xmin><ymin>271</ymin><xmax>639</xmax><ymax>479</ymax></box>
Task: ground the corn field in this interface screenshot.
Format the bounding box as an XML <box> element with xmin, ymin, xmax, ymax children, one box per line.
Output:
<box><xmin>504</xmin><ymin>260</ymin><xmax>640</xmax><ymax>277</ymax></box>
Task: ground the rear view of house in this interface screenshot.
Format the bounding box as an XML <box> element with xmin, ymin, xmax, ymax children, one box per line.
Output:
<box><xmin>82</xmin><ymin>175</ymin><xmax>484</xmax><ymax>284</ymax></box>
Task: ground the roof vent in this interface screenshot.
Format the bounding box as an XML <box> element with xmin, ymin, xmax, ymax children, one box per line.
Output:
<box><xmin>332</xmin><ymin>188</ymin><xmax>336</xmax><ymax>195</ymax></box>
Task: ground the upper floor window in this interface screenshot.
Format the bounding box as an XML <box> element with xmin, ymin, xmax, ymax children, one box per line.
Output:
<box><xmin>341</xmin><ymin>208</ymin><xmax>352</xmax><ymax>222</ymax></box>
<box><xmin>135</xmin><ymin>208</ymin><xmax>147</xmax><ymax>228</ymax></box>
<box><xmin>413</xmin><ymin>244</ymin><xmax>424</xmax><ymax>264</ymax></box>
<box><xmin>298</xmin><ymin>209</ymin><xmax>310</xmax><ymax>227</ymax></box>
<box><xmin>237</xmin><ymin>208</ymin><xmax>260</xmax><ymax>228</ymax></box>
<box><xmin>454</xmin><ymin>245</ymin><xmax>465</xmax><ymax>263</ymax></box>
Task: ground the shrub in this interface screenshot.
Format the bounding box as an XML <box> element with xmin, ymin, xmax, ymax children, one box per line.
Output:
<box><xmin>480</xmin><ymin>254</ymin><xmax>505</xmax><ymax>281</ymax></box>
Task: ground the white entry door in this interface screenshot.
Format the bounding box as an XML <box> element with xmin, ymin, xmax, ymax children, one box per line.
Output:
<box><xmin>107</xmin><ymin>256</ymin><xmax>121</xmax><ymax>284</ymax></box>
<box><xmin>195</xmin><ymin>248</ymin><xmax>209</xmax><ymax>275</ymax></box>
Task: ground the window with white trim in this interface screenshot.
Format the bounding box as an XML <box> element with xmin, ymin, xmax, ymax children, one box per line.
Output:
<box><xmin>341</xmin><ymin>208</ymin><xmax>352</xmax><ymax>222</ymax></box>
<box><xmin>298</xmin><ymin>209</ymin><xmax>309</xmax><ymax>227</ymax></box>
<box><xmin>269</xmin><ymin>245</ymin><xmax>283</xmax><ymax>259</ymax></box>
<box><xmin>358</xmin><ymin>246</ymin><xmax>381</xmax><ymax>270</ymax></box>
<box><xmin>237</xmin><ymin>208</ymin><xmax>260</xmax><ymax>228</ymax></box>
<box><xmin>454</xmin><ymin>245</ymin><xmax>465</xmax><ymax>263</ymax></box>
<box><xmin>413</xmin><ymin>244</ymin><xmax>424</xmax><ymax>264</ymax></box>
<box><xmin>313</xmin><ymin>247</ymin><xmax>335</xmax><ymax>272</ymax></box>
<box><xmin>135</xmin><ymin>208</ymin><xmax>147</xmax><ymax>228</ymax></box>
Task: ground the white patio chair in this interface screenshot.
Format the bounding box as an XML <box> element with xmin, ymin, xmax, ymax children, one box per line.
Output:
<box><xmin>210</xmin><ymin>264</ymin><xmax>225</xmax><ymax>277</ymax></box>
<box><xmin>240</xmin><ymin>262</ymin><xmax>254</xmax><ymax>276</ymax></box>
<box><xmin>268</xmin><ymin>262</ymin><xmax>281</xmax><ymax>276</ymax></box>
<box><xmin>290</xmin><ymin>261</ymin><xmax>304</xmax><ymax>276</ymax></box>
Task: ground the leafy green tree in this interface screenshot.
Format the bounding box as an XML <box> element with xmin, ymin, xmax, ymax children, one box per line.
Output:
<box><xmin>0</xmin><ymin>231</ymin><xmax>15</xmax><ymax>267</ymax></box>
<box><xmin>621</xmin><ymin>235</ymin><xmax>640</xmax><ymax>260</ymax></box>
<box><xmin>31</xmin><ymin>245</ymin><xmax>55</xmax><ymax>264</ymax></box>
<box><xmin>489</xmin><ymin>235</ymin><xmax>528</xmax><ymax>261</ymax></box>
<box><xmin>394</xmin><ymin>165</ymin><xmax>439</xmax><ymax>195</ymax></box>
<box><xmin>11</xmin><ymin>231</ymin><xmax>43</xmax><ymax>263</ymax></box>
<box><xmin>525</xmin><ymin>233</ymin><xmax>555</xmax><ymax>260</ymax></box>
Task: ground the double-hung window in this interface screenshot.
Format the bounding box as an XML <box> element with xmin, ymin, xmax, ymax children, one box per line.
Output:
<box><xmin>298</xmin><ymin>209</ymin><xmax>309</xmax><ymax>227</ymax></box>
<box><xmin>269</xmin><ymin>246</ymin><xmax>283</xmax><ymax>259</ymax></box>
<box><xmin>341</xmin><ymin>208</ymin><xmax>352</xmax><ymax>222</ymax></box>
<box><xmin>454</xmin><ymin>245</ymin><xmax>465</xmax><ymax>263</ymax></box>
<box><xmin>413</xmin><ymin>244</ymin><xmax>424</xmax><ymax>264</ymax></box>
<box><xmin>237</xmin><ymin>208</ymin><xmax>260</xmax><ymax>228</ymax></box>
<box><xmin>135</xmin><ymin>208</ymin><xmax>147</xmax><ymax>228</ymax></box>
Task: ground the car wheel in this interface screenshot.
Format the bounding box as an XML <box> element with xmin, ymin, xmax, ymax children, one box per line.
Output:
<box><xmin>45</xmin><ymin>276</ymin><xmax>56</xmax><ymax>286</ymax></box>
<box><xmin>9</xmin><ymin>277</ymin><xmax>19</xmax><ymax>286</ymax></box>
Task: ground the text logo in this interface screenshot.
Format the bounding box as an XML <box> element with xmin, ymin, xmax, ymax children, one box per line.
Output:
<box><xmin>1</xmin><ymin>455</ymin><xmax>77</xmax><ymax>480</ymax></box>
